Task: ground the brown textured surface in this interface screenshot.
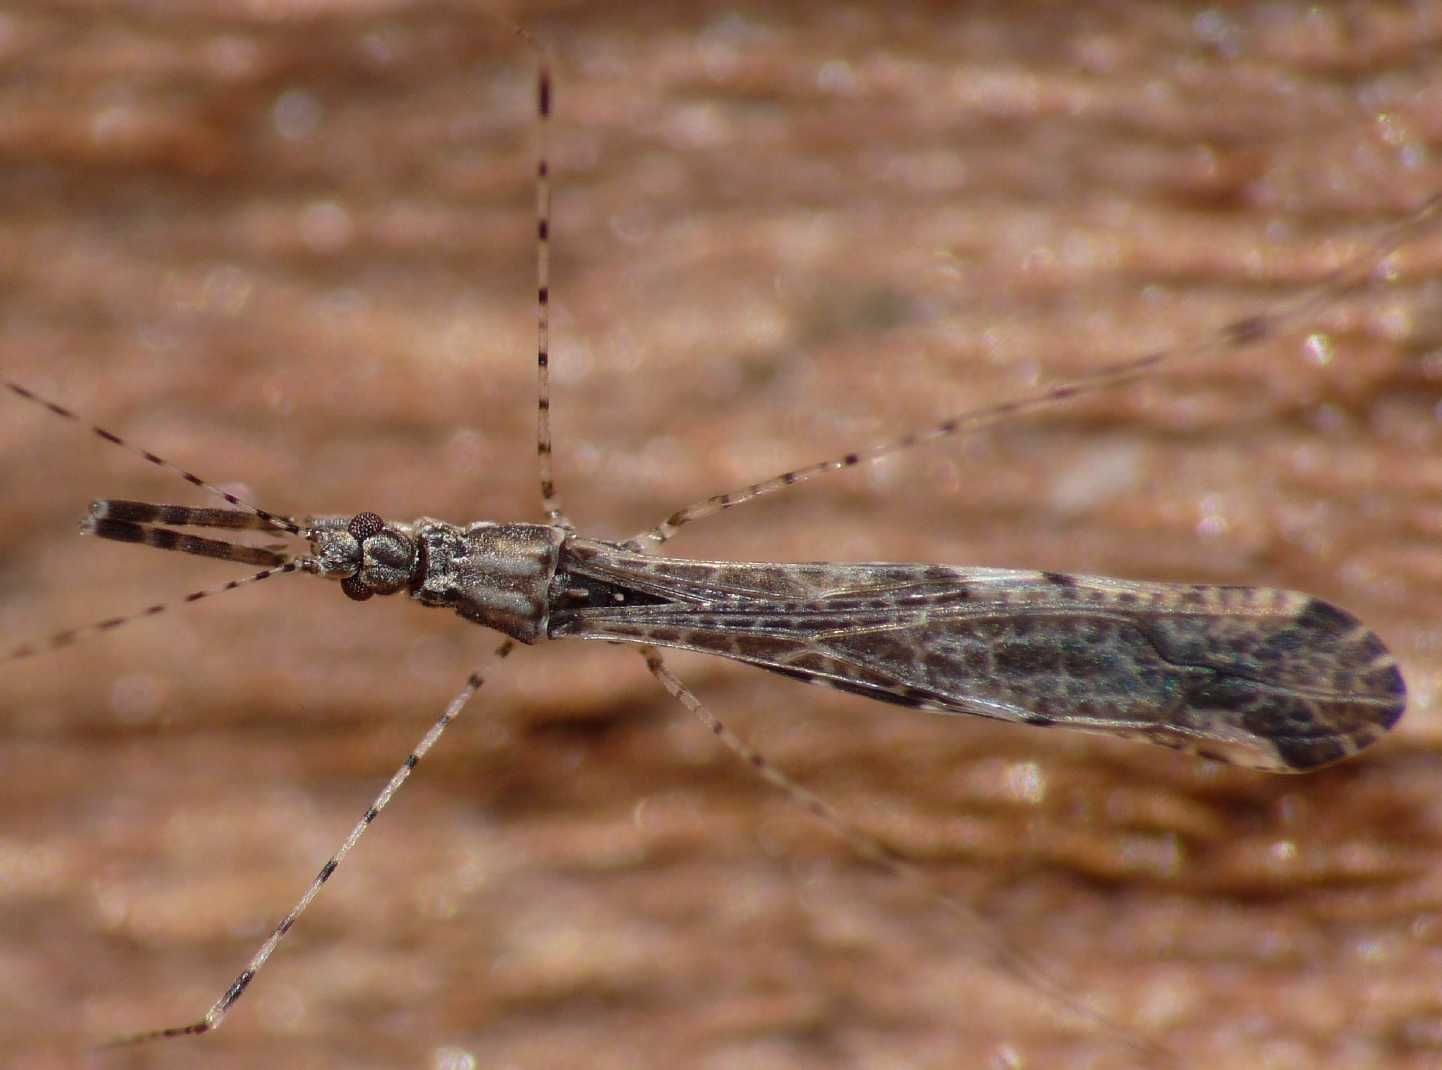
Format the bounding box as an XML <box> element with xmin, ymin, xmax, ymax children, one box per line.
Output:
<box><xmin>2</xmin><ymin>3</ymin><xmax>1442</xmax><ymax>1069</ymax></box>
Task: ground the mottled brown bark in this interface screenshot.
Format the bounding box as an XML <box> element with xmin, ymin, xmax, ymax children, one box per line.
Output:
<box><xmin>2</xmin><ymin>4</ymin><xmax>1441</xmax><ymax>1069</ymax></box>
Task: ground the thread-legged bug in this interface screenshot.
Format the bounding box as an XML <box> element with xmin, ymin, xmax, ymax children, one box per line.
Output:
<box><xmin>3</xmin><ymin>7</ymin><xmax>1441</xmax><ymax>1068</ymax></box>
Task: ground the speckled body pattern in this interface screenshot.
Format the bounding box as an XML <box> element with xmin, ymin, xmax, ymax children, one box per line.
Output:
<box><xmin>79</xmin><ymin>505</ymin><xmax>1408</xmax><ymax>773</ymax></box>
<box><xmin>0</xmin><ymin>22</ymin><xmax>1430</xmax><ymax>1052</ymax></box>
<box><xmin>553</xmin><ymin>539</ymin><xmax>1404</xmax><ymax>773</ymax></box>
<box><xmin>301</xmin><ymin>516</ymin><xmax>1404</xmax><ymax>775</ymax></box>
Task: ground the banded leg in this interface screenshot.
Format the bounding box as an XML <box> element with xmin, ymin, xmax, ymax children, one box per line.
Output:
<box><xmin>2</xmin><ymin>498</ymin><xmax>314</xmax><ymax>662</ymax></box>
<box><xmin>91</xmin><ymin>499</ymin><xmax>289</xmax><ymax>531</ymax></box>
<box><xmin>639</xmin><ymin>646</ymin><xmax>1173</xmax><ymax>1064</ymax></box>
<box><xmin>101</xmin><ymin>642</ymin><xmax>513</xmax><ymax>1047</ymax></box>
<box><xmin>0</xmin><ymin>378</ymin><xmax>300</xmax><ymax>535</ymax></box>
<box><xmin>625</xmin><ymin>194</ymin><xmax>1442</xmax><ymax>552</ymax></box>
<box><xmin>1</xmin><ymin>564</ymin><xmax>300</xmax><ymax>664</ymax></box>
<box><xmin>84</xmin><ymin>517</ymin><xmax>290</xmax><ymax>569</ymax></box>
<box><xmin>534</xmin><ymin>55</ymin><xmax>567</xmax><ymax>529</ymax></box>
<box><xmin>503</xmin><ymin>25</ymin><xmax>570</xmax><ymax>529</ymax></box>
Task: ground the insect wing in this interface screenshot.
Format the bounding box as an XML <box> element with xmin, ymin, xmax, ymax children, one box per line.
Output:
<box><xmin>551</xmin><ymin>541</ymin><xmax>1405</xmax><ymax>772</ymax></box>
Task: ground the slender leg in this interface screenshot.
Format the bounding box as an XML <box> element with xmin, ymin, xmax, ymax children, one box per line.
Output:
<box><xmin>639</xmin><ymin>644</ymin><xmax>1173</xmax><ymax>1064</ymax></box>
<box><xmin>625</xmin><ymin>195</ymin><xmax>1441</xmax><ymax>552</ymax></box>
<box><xmin>101</xmin><ymin>641</ymin><xmax>515</xmax><ymax>1046</ymax></box>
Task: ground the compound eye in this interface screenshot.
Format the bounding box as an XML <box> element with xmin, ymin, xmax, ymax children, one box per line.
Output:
<box><xmin>347</xmin><ymin>512</ymin><xmax>386</xmax><ymax>541</ymax></box>
<box><xmin>340</xmin><ymin>575</ymin><xmax>374</xmax><ymax>602</ymax></box>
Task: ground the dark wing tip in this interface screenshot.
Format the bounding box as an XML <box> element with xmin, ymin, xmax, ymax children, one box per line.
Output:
<box><xmin>1247</xmin><ymin>597</ymin><xmax>1406</xmax><ymax>772</ymax></box>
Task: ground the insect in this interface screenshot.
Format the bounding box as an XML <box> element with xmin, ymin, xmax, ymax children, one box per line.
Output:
<box><xmin>2</xmin><ymin>8</ymin><xmax>1442</xmax><ymax>1070</ymax></box>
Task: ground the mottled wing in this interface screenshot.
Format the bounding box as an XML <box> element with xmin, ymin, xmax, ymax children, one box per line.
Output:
<box><xmin>550</xmin><ymin>539</ymin><xmax>1405</xmax><ymax>772</ymax></box>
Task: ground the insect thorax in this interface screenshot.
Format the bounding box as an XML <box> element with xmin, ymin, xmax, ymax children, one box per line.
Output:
<box><xmin>305</xmin><ymin>514</ymin><xmax>565</xmax><ymax>643</ymax></box>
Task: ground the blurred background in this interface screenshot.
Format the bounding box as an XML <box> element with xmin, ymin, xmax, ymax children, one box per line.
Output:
<box><xmin>1</xmin><ymin>2</ymin><xmax>1441</xmax><ymax>1068</ymax></box>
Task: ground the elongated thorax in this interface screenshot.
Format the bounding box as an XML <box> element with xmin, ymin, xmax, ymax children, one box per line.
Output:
<box><xmin>306</xmin><ymin>515</ymin><xmax>566</xmax><ymax>643</ymax></box>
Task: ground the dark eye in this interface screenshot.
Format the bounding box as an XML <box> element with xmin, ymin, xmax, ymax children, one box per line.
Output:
<box><xmin>347</xmin><ymin>512</ymin><xmax>386</xmax><ymax>541</ymax></box>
